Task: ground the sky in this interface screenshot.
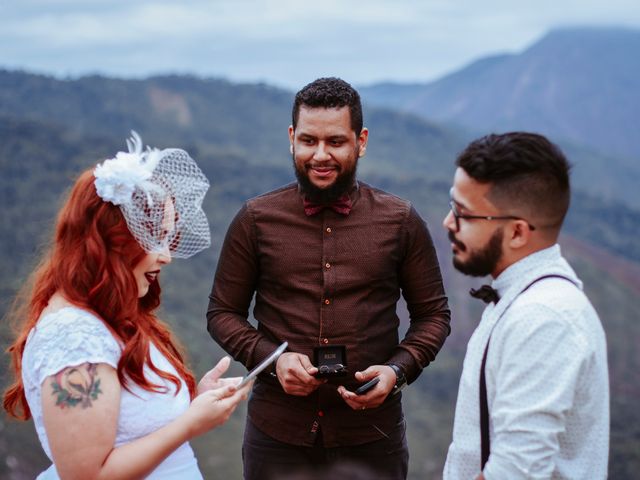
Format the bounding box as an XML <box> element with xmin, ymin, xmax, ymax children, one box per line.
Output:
<box><xmin>2</xmin><ymin>0</ymin><xmax>640</xmax><ymax>90</ymax></box>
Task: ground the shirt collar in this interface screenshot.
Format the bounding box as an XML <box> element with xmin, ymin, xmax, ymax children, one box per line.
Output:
<box><xmin>492</xmin><ymin>244</ymin><xmax>564</xmax><ymax>296</ymax></box>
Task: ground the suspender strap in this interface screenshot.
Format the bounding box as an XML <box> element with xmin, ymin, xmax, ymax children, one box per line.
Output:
<box><xmin>480</xmin><ymin>341</ymin><xmax>491</xmax><ymax>468</ymax></box>
<box><xmin>479</xmin><ymin>274</ymin><xmax>577</xmax><ymax>470</ymax></box>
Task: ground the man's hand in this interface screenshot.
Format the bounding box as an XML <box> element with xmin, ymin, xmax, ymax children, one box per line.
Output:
<box><xmin>337</xmin><ymin>365</ymin><xmax>397</xmax><ymax>410</ymax></box>
<box><xmin>275</xmin><ymin>352</ymin><xmax>325</xmax><ymax>396</ymax></box>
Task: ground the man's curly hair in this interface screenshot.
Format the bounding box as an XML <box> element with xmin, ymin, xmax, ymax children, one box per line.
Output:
<box><xmin>292</xmin><ymin>77</ymin><xmax>363</xmax><ymax>135</ymax></box>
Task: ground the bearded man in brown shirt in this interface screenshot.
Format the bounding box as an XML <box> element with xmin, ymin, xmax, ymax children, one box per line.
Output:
<box><xmin>207</xmin><ymin>77</ymin><xmax>451</xmax><ymax>480</ymax></box>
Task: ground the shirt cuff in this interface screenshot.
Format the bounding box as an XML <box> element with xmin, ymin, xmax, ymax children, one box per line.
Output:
<box><xmin>386</xmin><ymin>349</ymin><xmax>421</xmax><ymax>384</ymax></box>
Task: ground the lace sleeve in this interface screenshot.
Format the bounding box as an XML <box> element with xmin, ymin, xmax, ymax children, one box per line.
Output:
<box><xmin>24</xmin><ymin>307</ymin><xmax>122</xmax><ymax>387</ymax></box>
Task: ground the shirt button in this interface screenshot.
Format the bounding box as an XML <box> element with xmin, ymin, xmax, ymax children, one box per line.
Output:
<box><xmin>324</xmin><ymin>299</ymin><xmax>331</xmax><ymax>305</ymax></box>
<box><xmin>326</xmin><ymin>227</ymin><xmax>332</xmax><ymax>233</ymax></box>
<box><xmin>325</xmin><ymin>262</ymin><xmax>331</xmax><ymax>269</ymax></box>
<box><xmin>323</xmin><ymin>338</ymin><xmax>329</xmax><ymax>344</ymax></box>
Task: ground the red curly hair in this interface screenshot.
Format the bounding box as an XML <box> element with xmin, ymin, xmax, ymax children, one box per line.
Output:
<box><xmin>3</xmin><ymin>169</ymin><xmax>197</xmax><ymax>420</ymax></box>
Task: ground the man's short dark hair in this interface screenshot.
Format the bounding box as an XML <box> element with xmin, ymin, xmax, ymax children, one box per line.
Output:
<box><xmin>292</xmin><ymin>77</ymin><xmax>363</xmax><ymax>135</ymax></box>
<box><xmin>457</xmin><ymin>132</ymin><xmax>571</xmax><ymax>230</ymax></box>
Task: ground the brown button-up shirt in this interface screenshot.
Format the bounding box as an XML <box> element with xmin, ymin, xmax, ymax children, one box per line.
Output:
<box><xmin>207</xmin><ymin>181</ymin><xmax>450</xmax><ymax>447</ymax></box>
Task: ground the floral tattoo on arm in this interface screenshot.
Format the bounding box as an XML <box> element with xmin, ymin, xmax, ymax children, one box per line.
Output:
<box><xmin>51</xmin><ymin>363</ymin><xmax>103</xmax><ymax>409</ymax></box>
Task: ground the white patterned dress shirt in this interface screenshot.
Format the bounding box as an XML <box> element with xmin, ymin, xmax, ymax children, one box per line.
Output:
<box><xmin>443</xmin><ymin>245</ymin><xmax>609</xmax><ymax>479</ymax></box>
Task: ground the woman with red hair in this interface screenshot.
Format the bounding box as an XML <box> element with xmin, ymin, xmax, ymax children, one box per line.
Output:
<box><xmin>3</xmin><ymin>132</ymin><xmax>250</xmax><ymax>479</ymax></box>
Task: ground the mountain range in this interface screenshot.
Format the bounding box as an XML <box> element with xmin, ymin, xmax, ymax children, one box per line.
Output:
<box><xmin>360</xmin><ymin>27</ymin><xmax>640</xmax><ymax>205</ymax></box>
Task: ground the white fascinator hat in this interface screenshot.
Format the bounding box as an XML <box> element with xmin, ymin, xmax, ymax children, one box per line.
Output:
<box><xmin>93</xmin><ymin>131</ymin><xmax>210</xmax><ymax>258</ymax></box>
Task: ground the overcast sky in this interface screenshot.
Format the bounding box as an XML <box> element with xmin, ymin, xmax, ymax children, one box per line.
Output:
<box><xmin>2</xmin><ymin>0</ymin><xmax>640</xmax><ymax>90</ymax></box>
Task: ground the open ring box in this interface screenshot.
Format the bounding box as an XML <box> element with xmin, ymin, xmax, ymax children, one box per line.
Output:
<box><xmin>313</xmin><ymin>345</ymin><xmax>348</xmax><ymax>378</ymax></box>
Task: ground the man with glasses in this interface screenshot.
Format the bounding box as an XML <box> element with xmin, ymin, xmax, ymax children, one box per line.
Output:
<box><xmin>442</xmin><ymin>132</ymin><xmax>609</xmax><ymax>479</ymax></box>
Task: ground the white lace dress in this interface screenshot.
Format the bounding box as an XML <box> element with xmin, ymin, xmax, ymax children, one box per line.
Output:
<box><xmin>22</xmin><ymin>306</ymin><xmax>203</xmax><ymax>479</ymax></box>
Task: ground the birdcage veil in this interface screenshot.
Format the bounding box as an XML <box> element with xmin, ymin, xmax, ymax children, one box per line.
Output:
<box><xmin>94</xmin><ymin>131</ymin><xmax>211</xmax><ymax>258</ymax></box>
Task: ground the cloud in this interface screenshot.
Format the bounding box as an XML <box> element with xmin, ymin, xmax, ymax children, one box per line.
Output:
<box><xmin>2</xmin><ymin>0</ymin><xmax>640</xmax><ymax>88</ymax></box>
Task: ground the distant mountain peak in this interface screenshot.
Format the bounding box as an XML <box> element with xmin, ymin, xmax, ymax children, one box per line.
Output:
<box><xmin>360</xmin><ymin>25</ymin><xmax>640</xmax><ymax>167</ymax></box>
<box><xmin>527</xmin><ymin>25</ymin><xmax>640</xmax><ymax>57</ymax></box>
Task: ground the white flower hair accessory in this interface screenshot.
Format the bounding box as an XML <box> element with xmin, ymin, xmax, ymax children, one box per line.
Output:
<box><xmin>94</xmin><ymin>131</ymin><xmax>160</xmax><ymax>206</ymax></box>
<box><xmin>94</xmin><ymin>131</ymin><xmax>211</xmax><ymax>258</ymax></box>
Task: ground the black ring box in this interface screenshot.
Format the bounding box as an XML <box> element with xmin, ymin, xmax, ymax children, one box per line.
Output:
<box><xmin>313</xmin><ymin>345</ymin><xmax>348</xmax><ymax>378</ymax></box>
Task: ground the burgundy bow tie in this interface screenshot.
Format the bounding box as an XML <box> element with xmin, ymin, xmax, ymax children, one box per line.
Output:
<box><xmin>303</xmin><ymin>195</ymin><xmax>352</xmax><ymax>216</ymax></box>
<box><xmin>469</xmin><ymin>285</ymin><xmax>500</xmax><ymax>304</ymax></box>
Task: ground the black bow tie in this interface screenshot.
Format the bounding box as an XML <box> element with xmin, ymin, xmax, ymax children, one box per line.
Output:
<box><xmin>469</xmin><ymin>285</ymin><xmax>500</xmax><ymax>304</ymax></box>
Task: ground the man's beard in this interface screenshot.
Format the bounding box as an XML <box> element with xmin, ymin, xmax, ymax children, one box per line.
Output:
<box><xmin>293</xmin><ymin>150</ymin><xmax>358</xmax><ymax>204</ymax></box>
<box><xmin>449</xmin><ymin>227</ymin><xmax>504</xmax><ymax>277</ymax></box>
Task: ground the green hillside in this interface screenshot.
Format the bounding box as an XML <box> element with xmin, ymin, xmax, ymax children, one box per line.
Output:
<box><xmin>1</xmin><ymin>72</ymin><xmax>639</xmax><ymax>479</ymax></box>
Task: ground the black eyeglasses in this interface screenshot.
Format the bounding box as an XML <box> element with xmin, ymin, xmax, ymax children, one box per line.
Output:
<box><xmin>448</xmin><ymin>200</ymin><xmax>536</xmax><ymax>232</ymax></box>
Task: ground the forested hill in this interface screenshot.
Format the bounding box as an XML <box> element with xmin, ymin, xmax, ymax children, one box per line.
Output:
<box><xmin>1</xmin><ymin>69</ymin><xmax>639</xmax><ymax>478</ymax></box>
<box><xmin>0</xmin><ymin>69</ymin><xmax>462</xmax><ymax>178</ymax></box>
<box><xmin>1</xmin><ymin>68</ymin><xmax>638</xmax><ymax>262</ymax></box>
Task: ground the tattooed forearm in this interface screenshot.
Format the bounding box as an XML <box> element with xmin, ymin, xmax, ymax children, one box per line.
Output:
<box><xmin>51</xmin><ymin>363</ymin><xmax>103</xmax><ymax>409</ymax></box>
